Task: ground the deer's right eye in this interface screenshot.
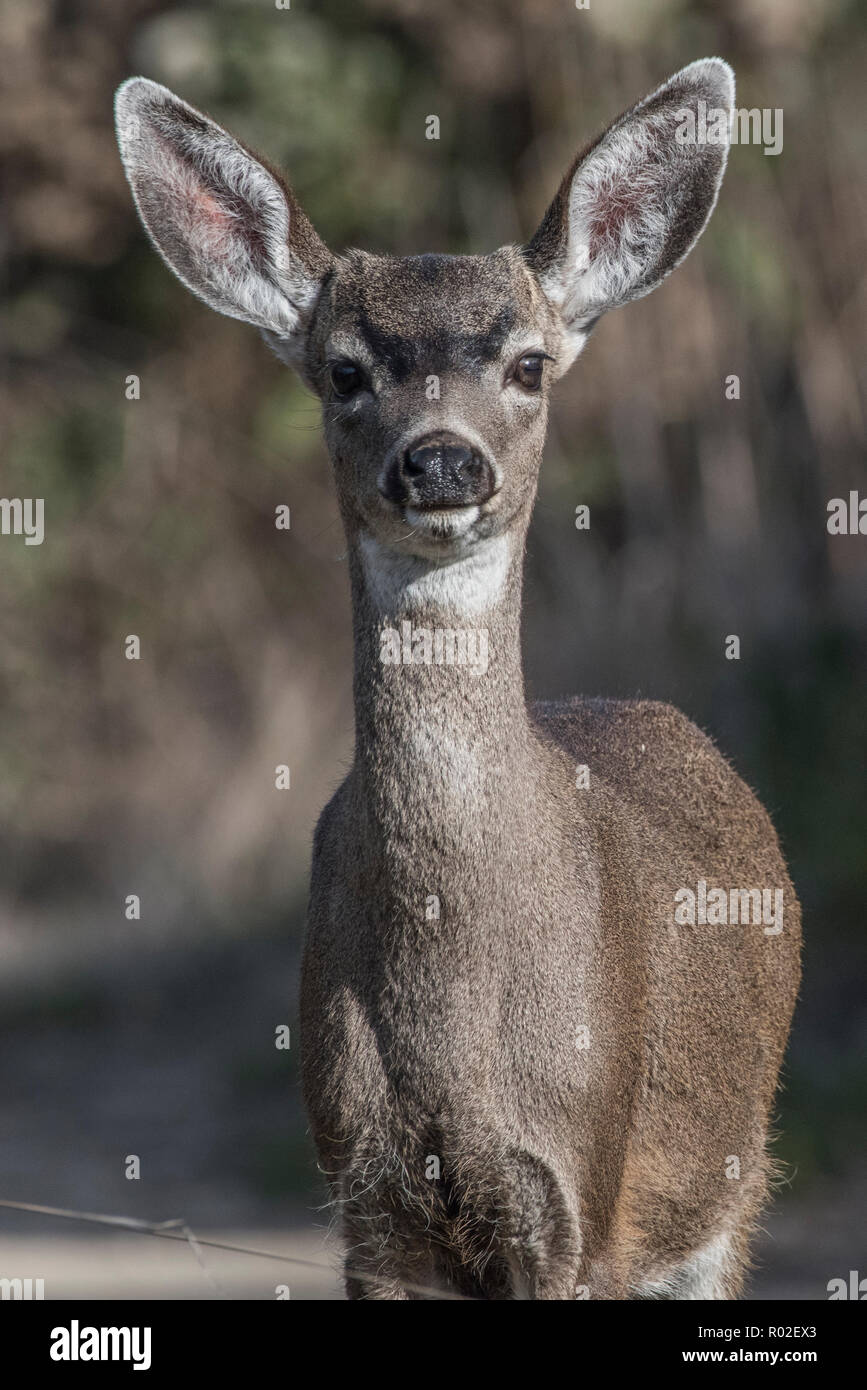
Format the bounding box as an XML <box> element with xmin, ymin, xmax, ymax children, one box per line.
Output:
<box><xmin>511</xmin><ymin>353</ymin><xmax>546</xmax><ymax>391</ymax></box>
<box><xmin>330</xmin><ymin>361</ymin><xmax>366</xmax><ymax>397</ymax></box>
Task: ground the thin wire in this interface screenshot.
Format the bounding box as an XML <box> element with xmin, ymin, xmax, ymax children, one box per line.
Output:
<box><xmin>0</xmin><ymin>1198</ymin><xmax>471</xmax><ymax>1301</ymax></box>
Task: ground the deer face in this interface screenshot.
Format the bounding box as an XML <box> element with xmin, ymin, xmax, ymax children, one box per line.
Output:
<box><xmin>305</xmin><ymin>248</ymin><xmax>564</xmax><ymax>560</ymax></box>
<box><xmin>115</xmin><ymin>60</ymin><xmax>733</xmax><ymax>563</ymax></box>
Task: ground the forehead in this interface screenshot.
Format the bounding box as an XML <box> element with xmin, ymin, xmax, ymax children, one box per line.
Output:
<box><xmin>318</xmin><ymin>248</ymin><xmax>544</xmax><ymax>381</ymax></box>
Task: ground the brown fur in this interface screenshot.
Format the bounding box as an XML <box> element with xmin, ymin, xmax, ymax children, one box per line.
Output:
<box><xmin>114</xmin><ymin>60</ymin><xmax>801</xmax><ymax>1300</ymax></box>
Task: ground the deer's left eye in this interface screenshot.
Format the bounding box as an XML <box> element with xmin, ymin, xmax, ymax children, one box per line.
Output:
<box><xmin>511</xmin><ymin>354</ymin><xmax>546</xmax><ymax>391</ymax></box>
<box><xmin>330</xmin><ymin>361</ymin><xmax>366</xmax><ymax>396</ymax></box>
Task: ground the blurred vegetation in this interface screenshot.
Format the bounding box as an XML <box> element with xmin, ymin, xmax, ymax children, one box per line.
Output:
<box><xmin>1</xmin><ymin>0</ymin><xmax>865</xmax><ymax>1214</ymax></box>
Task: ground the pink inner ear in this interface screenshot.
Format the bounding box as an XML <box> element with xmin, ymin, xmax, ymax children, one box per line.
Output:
<box><xmin>188</xmin><ymin>184</ymin><xmax>237</xmax><ymax>257</ymax></box>
<box><xmin>190</xmin><ymin>184</ymin><xmax>233</xmax><ymax>228</ymax></box>
<box><xmin>585</xmin><ymin>131</ymin><xmax>668</xmax><ymax>264</ymax></box>
<box><xmin>587</xmin><ymin>178</ymin><xmax>646</xmax><ymax>261</ymax></box>
<box><xmin>156</xmin><ymin>137</ymin><xmax>241</xmax><ymax>264</ymax></box>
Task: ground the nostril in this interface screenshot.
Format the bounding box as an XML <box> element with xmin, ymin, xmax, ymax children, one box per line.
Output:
<box><xmin>457</xmin><ymin>452</ymin><xmax>483</xmax><ymax>481</ymax></box>
<box><xmin>404</xmin><ymin>446</ymin><xmax>430</xmax><ymax>478</ymax></box>
<box><xmin>397</xmin><ymin>433</ymin><xmax>495</xmax><ymax>509</ymax></box>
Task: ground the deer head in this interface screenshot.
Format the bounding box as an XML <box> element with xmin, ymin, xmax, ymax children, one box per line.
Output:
<box><xmin>115</xmin><ymin>61</ymin><xmax>733</xmax><ymax>580</ymax></box>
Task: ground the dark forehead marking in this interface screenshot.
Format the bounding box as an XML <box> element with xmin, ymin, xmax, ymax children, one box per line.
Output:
<box><xmin>326</xmin><ymin>249</ymin><xmax>536</xmax><ymax>381</ymax></box>
<box><xmin>465</xmin><ymin>303</ymin><xmax>517</xmax><ymax>362</ymax></box>
<box><xmin>356</xmin><ymin>302</ymin><xmax>518</xmax><ymax>384</ymax></box>
<box><xmin>357</xmin><ymin>310</ymin><xmax>416</xmax><ymax>382</ymax></box>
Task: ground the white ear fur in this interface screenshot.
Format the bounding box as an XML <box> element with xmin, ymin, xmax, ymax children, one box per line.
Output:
<box><xmin>526</xmin><ymin>59</ymin><xmax>734</xmax><ymax>347</ymax></box>
<box><xmin>114</xmin><ymin>77</ymin><xmax>331</xmax><ymax>353</ymax></box>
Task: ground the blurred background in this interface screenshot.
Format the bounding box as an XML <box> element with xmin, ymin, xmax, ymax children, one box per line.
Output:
<box><xmin>1</xmin><ymin>0</ymin><xmax>865</xmax><ymax>1297</ymax></box>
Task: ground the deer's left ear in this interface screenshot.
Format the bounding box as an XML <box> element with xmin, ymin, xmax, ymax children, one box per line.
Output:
<box><xmin>524</xmin><ymin>58</ymin><xmax>734</xmax><ymax>352</ymax></box>
<box><xmin>114</xmin><ymin>78</ymin><xmax>333</xmax><ymax>366</ymax></box>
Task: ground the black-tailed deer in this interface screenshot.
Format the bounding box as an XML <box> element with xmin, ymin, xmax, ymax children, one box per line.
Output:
<box><xmin>115</xmin><ymin>58</ymin><xmax>801</xmax><ymax>1299</ymax></box>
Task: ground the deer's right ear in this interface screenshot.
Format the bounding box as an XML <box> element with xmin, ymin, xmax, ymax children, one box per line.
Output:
<box><xmin>114</xmin><ymin>78</ymin><xmax>332</xmax><ymax>362</ymax></box>
<box><xmin>524</xmin><ymin>59</ymin><xmax>734</xmax><ymax>360</ymax></box>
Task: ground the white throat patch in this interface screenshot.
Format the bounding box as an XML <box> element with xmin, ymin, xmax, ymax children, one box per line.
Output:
<box><xmin>359</xmin><ymin>531</ymin><xmax>512</xmax><ymax>619</ymax></box>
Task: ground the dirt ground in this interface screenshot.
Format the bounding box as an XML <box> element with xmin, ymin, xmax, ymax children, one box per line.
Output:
<box><xmin>0</xmin><ymin>1191</ymin><xmax>860</xmax><ymax>1300</ymax></box>
<box><xmin>0</xmin><ymin>916</ymin><xmax>861</xmax><ymax>1301</ymax></box>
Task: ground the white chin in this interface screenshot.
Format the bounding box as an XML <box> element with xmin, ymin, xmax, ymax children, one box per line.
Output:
<box><xmin>404</xmin><ymin>505</ymin><xmax>480</xmax><ymax>540</ymax></box>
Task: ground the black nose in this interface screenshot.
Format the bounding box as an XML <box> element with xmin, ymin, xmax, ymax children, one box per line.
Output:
<box><xmin>391</xmin><ymin>432</ymin><xmax>495</xmax><ymax>509</ymax></box>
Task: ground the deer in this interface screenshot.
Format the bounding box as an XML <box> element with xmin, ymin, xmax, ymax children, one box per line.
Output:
<box><xmin>115</xmin><ymin>58</ymin><xmax>801</xmax><ymax>1300</ymax></box>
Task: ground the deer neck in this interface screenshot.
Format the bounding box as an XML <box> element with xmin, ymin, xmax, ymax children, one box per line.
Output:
<box><xmin>348</xmin><ymin>529</ymin><xmax>537</xmax><ymax>835</ymax></box>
